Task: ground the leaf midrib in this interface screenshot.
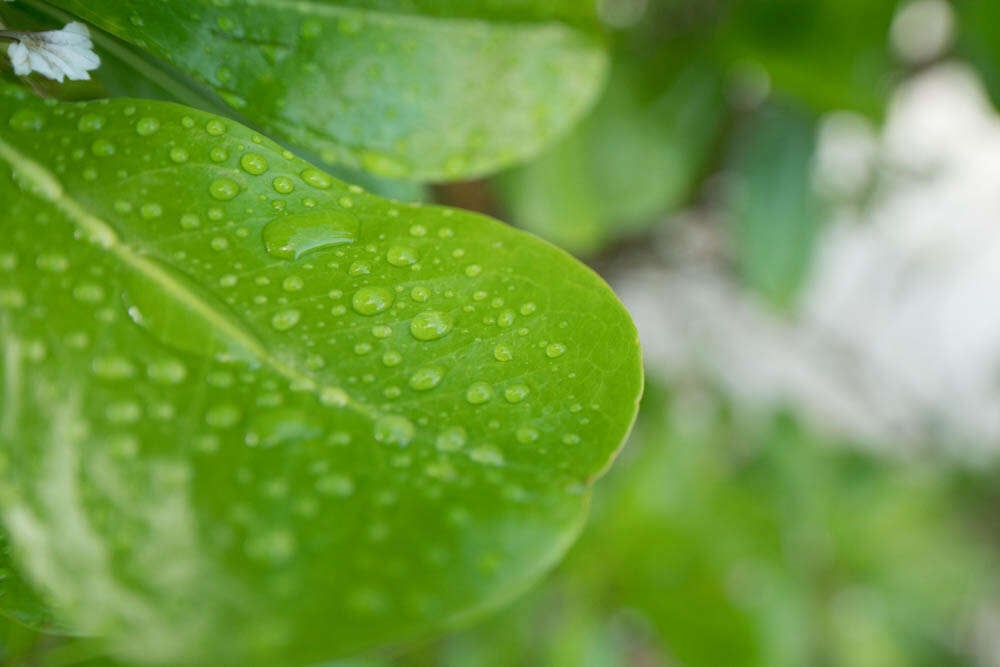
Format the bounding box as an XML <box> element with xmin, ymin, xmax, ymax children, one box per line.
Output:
<box><xmin>0</xmin><ymin>135</ymin><xmax>378</xmax><ymax>421</ymax></box>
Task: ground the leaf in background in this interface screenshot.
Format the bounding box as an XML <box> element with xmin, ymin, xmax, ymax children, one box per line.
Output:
<box><xmin>0</xmin><ymin>86</ymin><xmax>642</xmax><ymax>665</ymax></box>
<box><xmin>955</xmin><ymin>0</ymin><xmax>1000</xmax><ymax>109</ymax></box>
<box><xmin>726</xmin><ymin>102</ymin><xmax>822</xmax><ymax>309</ymax></box>
<box><xmin>494</xmin><ymin>56</ymin><xmax>726</xmax><ymax>255</ymax></box>
<box><xmin>41</xmin><ymin>0</ymin><xmax>609</xmax><ymax>182</ymax></box>
<box><xmin>720</xmin><ymin>0</ymin><xmax>900</xmax><ymax>116</ymax></box>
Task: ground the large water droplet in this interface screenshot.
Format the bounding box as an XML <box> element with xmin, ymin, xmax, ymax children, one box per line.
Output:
<box><xmin>263</xmin><ymin>210</ymin><xmax>358</xmax><ymax>260</ymax></box>
<box><xmin>410</xmin><ymin>311</ymin><xmax>452</xmax><ymax>341</ymax></box>
<box><xmin>352</xmin><ymin>287</ymin><xmax>394</xmax><ymax>316</ymax></box>
<box><xmin>300</xmin><ymin>168</ymin><xmax>332</xmax><ymax>189</ymax></box>
<box><xmin>240</xmin><ymin>152</ymin><xmax>268</xmax><ymax>175</ymax></box>
<box><xmin>209</xmin><ymin>178</ymin><xmax>240</xmax><ymax>201</ymax></box>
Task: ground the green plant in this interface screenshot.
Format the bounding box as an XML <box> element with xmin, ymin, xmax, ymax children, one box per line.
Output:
<box><xmin>0</xmin><ymin>2</ymin><xmax>642</xmax><ymax>665</ymax></box>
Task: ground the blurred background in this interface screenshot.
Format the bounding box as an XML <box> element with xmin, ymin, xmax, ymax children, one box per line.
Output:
<box><xmin>7</xmin><ymin>0</ymin><xmax>1000</xmax><ymax>665</ymax></box>
<box><xmin>399</xmin><ymin>0</ymin><xmax>1000</xmax><ymax>665</ymax></box>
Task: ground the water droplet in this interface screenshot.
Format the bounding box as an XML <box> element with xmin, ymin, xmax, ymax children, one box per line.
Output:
<box><xmin>72</xmin><ymin>283</ymin><xmax>104</xmax><ymax>303</ymax></box>
<box><xmin>409</xmin><ymin>224</ymin><xmax>427</xmax><ymax>237</ymax></box>
<box><xmin>240</xmin><ymin>152</ymin><xmax>268</xmax><ymax>175</ymax></box>
<box><xmin>504</xmin><ymin>384</ymin><xmax>530</xmax><ymax>403</ymax></box>
<box><xmin>272</xmin><ymin>176</ymin><xmax>295</xmax><ymax>194</ymax></box>
<box><xmin>409</xmin><ymin>366</ymin><xmax>443</xmax><ymax>391</ymax></box>
<box><xmin>470</xmin><ymin>446</ymin><xmax>504</xmax><ymax>466</ymax></box>
<box><xmin>317</xmin><ymin>474</ymin><xmax>354</xmax><ymax>497</ymax></box>
<box><xmin>282</xmin><ymin>276</ymin><xmax>304</xmax><ymax>291</ymax></box>
<box><xmin>92</xmin><ymin>355</ymin><xmax>136</xmax><ymax>380</ymax></box>
<box><xmin>353</xmin><ymin>342</ymin><xmax>372</xmax><ymax>355</ymax></box>
<box><xmin>374</xmin><ymin>415</ymin><xmax>415</xmax><ymax>447</ymax></box>
<box><xmin>77</xmin><ymin>113</ymin><xmax>105</xmax><ymax>132</ymax></box>
<box><xmin>349</xmin><ymin>261</ymin><xmax>370</xmax><ymax>276</ymax></box>
<box><xmin>210</xmin><ymin>146</ymin><xmax>228</xmax><ymax>162</ymax></box>
<box><xmin>372</xmin><ymin>324</ymin><xmax>392</xmax><ymax>339</ymax></box>
<box><xmin>147</xmin><ymin>359</ymin><xmax>187</xmax><ymax>384</ymax></box>
<box><xmin>206</xmin><ymin>404</ymin><xmax>241</xmax><ymax>428</ymax></box>
<box><xmin>262</xmin><ymin>210</ymin><xmax>357</xmax><ymax>260</ymax></box>
<box><xmin>300</xmin><ymin>168</ymin><xmax>332</xmax><ymax>189</ymax></box>
<box><xmin>105</xmin><ymin>401</ymin><xmax>141</xmax><ymax>424</ymax></box>
<box><xmin>320</xmin><ymin>386</ymin><xmax>349</xmax><ymax>407</ymax></box>
<box><xmin>347</xmin><ymin>287</ymin><xmax>392</xmax><ymax>316</ymax></box>
<box><xmin>205</xmin><ymin>119</ymin><xmax>226</xmax><ymax>136</ymax></box>
<box><xmin>169</xmin><ymin>147</ymin><xmax>190</xmax><ymax>163</ymax></box>
<box><xmin>9</xmin><ymin>109</ymin><xmax>44</xmax><ymax>131</ymax></box>
<box><xmin>36</xmin><ymin>253</ymin><xmax>68</xmax><ymax>272</ymax></box>
<box><xmin>410</xmin><ymin>286</ymin><xmax>429</xmax><ymax>302</ymax></box>
<box><xmin>497</xmin><ymin>310</ymin><xmax>515</xmax><ymax>328</ymax></box>
<box><xmin>386</xmin><ymin>245</ymin><xmax>418</xmax><ymax>267</ymax></box>
<box><xmin>465</xmin><ymin>382</ymin><xmax>493</xmax><ymax>404</ymax></box>
<box><xmin>546</xmin><ymin>343</ymin><xmax>566</xmax><ymax>358</ymax></box>
<box><xmin>562</xmin><ymin>434</ymin><xmax>581</xmax><ymax>445</ymax></box>
<box><xmin>493</xmin><ymin>344</ymin><xmax>513</xmax><ymax>362</ymax></box>
<box><xmin>140</xmin><ymin>203</ymin><xmax>163</xmax><ymax>219</ymax></box>
<box><xmin>435</xmin><ymin>426</ymin><xmax>466</xmax><ymax>452</ymax></box>
<box><xmin>520</xmin><ymin>302</ymin><xmax>537</xmax><ymax>316</ymax></box>
<box><xmin>271</xmin><ymin>309</ymin><xmax>301</xmax><ymax>331</ymax></box>
<box><xmin>410</xmin><ymin>311</ymin><xmax>452</xmax><ymax>341</ymax></box>
<box><xmin>381</xmin><ymin>351</ymin><xmax>402</xmax><ymax>367</ymax></box>
<box><xmin>464</xmin><ymin>264</ymin><xmax>482</xmax><ymax>277</ymax></box>
<box><xmin>209</xmin><ymin>178</ymin><xmax>240</xmax><ymax>201</ymax></box>
<box><xmin>91</xmin><ymin>138</ymin><xmax>115</xmax><ymax>157</ymax></box>
<box><xmin>135</xmin><ymin>117</ymin><xmax>160</xmax><ymax>136</ymax></box>
<box><xmin>516</xmin><ymin>427</ymin><xmax>539</xmax><ymax>444</ymax></box>
<box><xmin>180</xmin><ymin>213</ymin><xmax>200</xmax><ymax>229</ymax></box>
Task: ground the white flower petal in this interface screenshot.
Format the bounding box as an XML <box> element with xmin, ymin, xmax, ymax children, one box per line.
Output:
<box><xmin>2</xmin><ymin>21</ymin><xmax>100</xmax><ymax>82</ymax></box>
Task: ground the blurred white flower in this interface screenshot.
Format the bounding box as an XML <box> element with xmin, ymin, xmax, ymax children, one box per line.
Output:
<box><xmin>615</xmin><ymin>63</ymin><xmax>1000</xmax><ymax>464</ymax></box>
<box><xmin>2</xmin><ymin>22</ymin><xmax>99</xmax><ymax>82</ymax></box>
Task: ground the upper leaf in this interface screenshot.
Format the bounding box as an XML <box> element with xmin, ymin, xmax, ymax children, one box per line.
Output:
<box><xmin>42</xmin><ymin>0</ymin><xmax>609</xmax><ymax>182</ymax></box>
<box><xmin>0</xmin><ymin>86</ymin><xmax>642</xmax><ymax>665</ymax></box>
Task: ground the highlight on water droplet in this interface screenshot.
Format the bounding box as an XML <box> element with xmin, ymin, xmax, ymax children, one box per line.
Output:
<box><xmin>352</xmin><ymin>286</ymin><xmax>394</xmax><ymax>316</ymax></box>
<box><xmin>410</xmin><ymin>310</ymin><xmax>452</xmax><ymax>341</ymax></box>
<box><xmin>262</xmin><ymin>210</ymin><xmax>358</xmax><ymax>260</ymax></box>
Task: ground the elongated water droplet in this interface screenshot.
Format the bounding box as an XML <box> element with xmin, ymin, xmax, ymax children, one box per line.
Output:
<box><xmin>352</xmin><ymin>287</ymin><xmax>393</xmax><ymax>315</ymax></box>
<box><xmin>409</xmin><ymin>366</ymin><xmax>443</xmax><ymax>391</ymax></box>
<box><xmin>263</xmin><ymin>210</ymin><xmax>358</xmax><ymax>260</ymax></box>
<box><xmin>410</xmin><ymin>311</ymin><xmax>452</xmax><ymax>341</ymax></box>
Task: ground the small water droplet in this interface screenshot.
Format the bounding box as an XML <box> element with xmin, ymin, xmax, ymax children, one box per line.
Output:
<box><xmin>504</xmin><ymin>384</ymin><xmax>530</xmax><ymax>403</ymax></box>
<box><xmin>210</xmin><ymin>146</ymin><xmax>229</xmax><ymax>163</ymax></box>
<box><xmin>169</xmin><ymin>147</ymin><xmax>190</xmax><ymax>163</ymax></box>
<box><xmin>319</xmin><ymin>386</ymin><xmax>349</xmax><ymax>407</ymax></box>
<box><xmin>209</xmin><ymin>178</ymin><xmax>240</xmax><ymax>201</ymax></box>
<box><xmin>374</xmin><ymin>415</ymin><xmax>415</xmax><ymax>447</ymax></box>
<box><xmin>562</xmin><ymin>434</ymin><xmax>581</xmax><ymax>445</ymax></box>
<box><xmin>546</xmin><ymin>343</ymin><xmax>566</xmax><ymax>358</ymax></box>
<box><xmin>72</xmin><ymin>283</ymin><xmax>104</xmax><ymax>303</ymax></box>
<box><xmin>386</xmin><ymin>245</ymin><xmax>418</xmax><ymax>267</ymax></box>
<box><xmin>9</xmin><ymin>109</ymin><xmax>44</xmax><ymax>131</ymax></box>
<box><xmin>410</xmin><ymin>311</ymin><xmax>452</xmax><ymax>341</ymax></box>
<box><xmin>317</xmin><ymin>474</ymin><xmax>354</xmax><ymax>497</ymax></box>
<box><xmin>353</xmin><ymin>342</ymin><xmax>372</xmax><ymax>355</ymax></box>
<box><xmin>372</xmin><ymin>324</ymin><xmax>392</xmax><ymax>338</ymax></box>
<box><xmin>272</xmin><ymin>176</ymin><xmax>295</xmax><ymax>194</ymax></box>
<box><xmin>382</xmin><ymin>351</ymin><xmax>402</xmax><ymax>367</ymax></box>
<box><xmin>91</xmin><ymin>138</ymin><xmax>115</xmax><ymax>157</ymax></box>
<box><xmin>435</xmin><ymin>426</ymin><xmax>466</xmax><ymax>452</ymax></box>
<box><xmin>92</xmin><ymin>356</ymin><xmax>135</xmax><ymax>380</ymax></box>
<box><xmin>516</xmin><ymin>427</ymin><xmax>539</xmax><ymax>444</ymax></box>
<box><xmin>135</xmin><ymin>117</ymin><xmax>160</xmax><ymax>136</ymax></box>
<box><xmin>271</xmin><ymin>309</ymin><xmax>301</xmax><ymax>331</ymax></box>
<box><xmin>465</xmin><ymin>382</ymin><xmax>493</xmax><ymax>404</ymax></box>
<box><xmin>300</xmin><ymin>168</ymin><xmax>332</xmax><ymax>189</ymax></box>
<box><xmin>409</xmin><ymin>366</ymin><xmax>443</xmax><ymax>391</ymax></box>
<box><xmin>352</xmin><ymin>287</ymin><xmax>394</xmax><ymax>316</ymax></box>
<box><xmin>282</xmin><ymin>276</ymin><xmax>304</xmax><ymax>291</ymax></box>
<box><xmin>520</xmin><ymin>302</ymin><xmax>537</xmax><ymax>316</ymax></box>
<box><xmin>147</xmin><ymin>359</ymin><xmax>187</xmax><ymax>384</ymax></box>
<box><xmin>410</xmin><ymin>286</ymin><xmax>429</xmax><ymax>302</ymax></box>
<box><xmin>140</xmin><ymin>203</ymin><xmax>162</xmax><ymax>219</ymax></box>
<box><xmin>348</xmin><ymin>261</ymin><xmax>370</xmax><ymax>276</ymax></box>
<box><xmin>493</xmin><ymin>344</ymin><xmax>513</xmax><ymax>362</ymax></box>
<box><xmin>36</xmin><ymin>253</ymin><xmax>68</xmax><ymax>272</ymax></box>
<box><xmin>263</xmin><ymin>210</ymin><xmax>357</xmax><ymax>260</ymax></box>
<box><xmin>206</xmin><ymin>403</ymin><xmax>241</xmax><ymax>428</ymax></box>
<box><xmin>205</xmin><ymin>119</ymin><xmax>226</xmax><ymax>136</ymax></box>
<box><xmin>77</xmin><ymin>113</ymin><xmax>105</xmax><ymax>132</ymax></box>
<box><xmin>470</xmin><ymin>446</ymin><xmax>504</xmax><ymax>466</ymax></box>
<box><xmin>240</xmin><ymin>152</ymin><xmax>268</xmax><ymax>175</ymax></box>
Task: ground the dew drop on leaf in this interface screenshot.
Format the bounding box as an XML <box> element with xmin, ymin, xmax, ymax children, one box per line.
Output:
<box><xmin>262</xmin><ymin>210</ymin><xmax>358</xmax><ymax>260</ymax></box>
<box><xmin>410</xmin><ymin>311</ymin><xmax>452</xmax><ymax>341</ymax></box>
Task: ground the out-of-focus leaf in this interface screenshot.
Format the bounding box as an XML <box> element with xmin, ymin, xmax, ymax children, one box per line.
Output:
<box><xmin>955</xmin><ymin>0</ymin><xmax>1000</xmax><ymax>108</ymax></box>
<box><xmin>41</xmin><ymin>0</ymin><xmax>609</xmax><ymax>182</ymax></box>
<box><xmin>721</xmin><ymin>0</ymin><xmax>900</xmax><ymax>116</ymax></box>
<box><xmin>726</xmin><ymin>103</ymin><xmax>822</xmax><ymax>308</ymax></box>
<box><xmin>495</xmin><ymin>57</ymin><xmax>726</xmax><ymax>255</ymax></box>
<box><xmin>0</xmin><ymin>85</ymin><xmax>642</xmax><ymax>665</ymax></box>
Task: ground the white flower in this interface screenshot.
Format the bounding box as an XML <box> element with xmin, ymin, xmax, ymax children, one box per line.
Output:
<box><xmin>2</xmin><ymin>22</ymin><xmax>100</xmax><ymax>82</ymax></box>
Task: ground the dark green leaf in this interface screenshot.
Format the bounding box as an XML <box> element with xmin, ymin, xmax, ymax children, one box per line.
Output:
<box><xmin>726</xmin><ymin>103</ymin><xmax>822</xmax><ymax>308</ymax></box>
<box><xmin>42</xmin><ymin>0</ymin><xmax>609</xmax><ymax>182</ymax></box>
<box><xmin>0</xmin><ymin>86</ymin><xmax>642</xmax><ymax>665</ymax></box>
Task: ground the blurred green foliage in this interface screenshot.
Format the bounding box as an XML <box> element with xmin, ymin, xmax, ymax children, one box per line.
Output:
<box><xmin>381</xmin><ymin>385</ymin><xmax>997</xmax><ymax>667</ymax></box>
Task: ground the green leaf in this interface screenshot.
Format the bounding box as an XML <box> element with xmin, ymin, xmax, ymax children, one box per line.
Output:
<box><xmin>0</xmin><ymin>85</ymin><xmax>642</xmax><ymax>666</ymax></box>
<box><xmin>495</xmin><ymin>55</ymin><xmax>726</xmax><ymax>255</ymax></box>
<box><xmin>41</xmin><ymin>0</ymin><xmax>609</xmax><ymax>182</ymax></box>
<box><xmin>726</xmin><ymin>103</ymin><xmax>822</xmax><ymax>308</ymax></box>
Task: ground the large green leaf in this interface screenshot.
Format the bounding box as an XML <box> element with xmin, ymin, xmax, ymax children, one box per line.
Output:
<box><xmin>39</xmin><ymin>0</ymin><xmax>608</xmax><ymax>182</ymax></box>
<box><xmin>0</xmin><ymin>85</ymin><xmax>642</xmax><ymax>665</ymax></box>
